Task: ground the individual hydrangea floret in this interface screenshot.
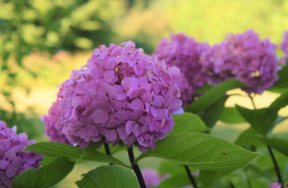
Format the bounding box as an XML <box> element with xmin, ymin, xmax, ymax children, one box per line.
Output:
<box><xmin>142</xmin><ymin>169</ymin><xmax>169</xmax><ymax>187</ymax></box>
<box><xmin>270</xmin><ymin>182</ymin><xmax>282</xmax><ymax>188</ymax></box>
<box><xmin>153</xmin><ymin>33</ymin><xmax>210</xmax><ymax>107</ymax></box>
<box><xmin>202</xmin><ymin>30</ymin><xmax>279</xmax><ymax>94</ymax></box>
<box><xmin>0</xmin><ymin>121</ymin><xmax>43</xmax><ymax>188</ymax></box>
<box><xmin>43</xmin><ymin>41</ymin><xmax>183</xmax><ymax>153</ymax></box>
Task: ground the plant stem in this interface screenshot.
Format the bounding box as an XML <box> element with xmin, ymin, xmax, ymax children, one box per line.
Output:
<box><xmin>267</xmin><ymin>146</ymin><xmax>283</xmax><ymax>186</ymax></box>
<box><xmin>230</xmin><ymin>182</ymin><xmax>235</xmax><ymax>188</ymax></box>
<box><xmin>244</xmin><ymin>169</ymin><xmax>252</xmax><ymax>188</ymax></box>
<box><xmin>249</xmin><ymin>95</ymin><xmax>256</xmax><ymax>110</ymax></box>
<box><xmin>184</xmin><ymin>166</ymin><xmax>198</xmax><ymax>188</ymax></box>
<box><xmin>250</xmin><ymin>96</ymin><xmax>283</xmax><ymax>186</ymax></box>
<box><xmin>104</xmin><ymin>143</ymin><xmax>114</xmax><ymax>165</ymax></box>
<box><xmin>127</xmin><ymin>147</ymin><xmax>147</xmax><ymax>188</ymax></box>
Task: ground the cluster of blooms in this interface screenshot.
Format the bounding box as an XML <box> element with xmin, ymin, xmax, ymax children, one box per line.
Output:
<box><xmin>281</xmin><ymin>31</ymin><xmax>288</xmax><ymax>65</ymax></box>
<box><xmin>0</xmin><ymin>121</ymin><xmax>43</xmax><ymax>188</ymax></box>
<box><xmin>42</xmin><ymin>41</ymin><xmax>183</xmax><ymax>153</ymax></box>
<box><xmin>202</xmin><ymin>29</ymin><xmax>279</xmax><ymax>94</ymax></box>
<box><xmin>153</xmin><ymin>33</ymin><xmax>209</xmax><ymax>106</ymax></box>
<box><xmin>41</xmin><ymin>88</ymin><xmax>71</xmax><ymax>146</ymax></box>
<box><xmin>142</xmin><ymin>169</ymin><xmax>169</xmax><ymax>187</ymax></box>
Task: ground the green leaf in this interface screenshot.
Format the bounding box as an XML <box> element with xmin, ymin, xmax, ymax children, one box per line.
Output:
<box><xmin>186</xmin><ymin>79</ymin><xmax>246</xmax><ymax>113</ymax></box>
<box><xmin>40</xmin><ymin>156</ymin><xmax>55</xmax><ymax>166</ymax></box>
<box><xmin>234</xmin><ymin>128</ymin><xmax>263</xmax><ymax>147</ymax></box>
<box><xmin>198</xmin><ymin>95</ymin><xmax>229</xmax><ymax>128</ymax></box>
<box><xmin>199</xmin><ymin>170</ymin><xmax>232</xmax><ymax>187</ymax></box>
<box><xmin>256</xmin><ymin>136</ymin><xmax>288</xmax><ymax>157</ymax></box>
<box><xmin>170</xmin><ymin>113</ymin><xmax>209</xmax><ymax>135</ymax></box>
<box><xmin>11</xmin><ymin>156</ymin><xmax>74</xmax><ymax>188</ymax></box>
<box><xmin>157</xmin><ymin>160</ymin><xmax>186</xmax><ymax>176</ymax></box>
<box><xmin>75</xmin><ymin>165</ymin><xmax>138</xmax><ymax>188</ymax></box>
<box><xmin>269</xmin><ymin>89</ymin><xmax>288</xmax><ymax>111</ymax></box>
<box><xmin>192</xmin><ymin>84</ymin><xmax>213</xmax><ymax>95</ymax></box>
<box><xmin>219</xmin><ymin>107</ymin><xmax>246</xmax><ymax>124</ymax></box>
<box><xmin>76</xmin><ymin>141</ymin><xmax>103</xmax><ymax>164</ymax></box>
<box><xmin>23</xmin><ymin>142</ymin><xmax>131</xmax><ymax>168</ymax></box>
<box><xmin>157</xmin><ymin>175</ymin><xmax>191</xmax><ymax>188</ymax></box>
<box><xmin>244</xmin><ymin>164</ymin><xmax>274</xmax><ymax>181</ymax></box>
<box><xmin>269</xmin><ymin>62</ymin><xmax>288</xmax><ymax>90</ymax></box>
<box><xmin>135</xmin><ymin>133</ymin><xmax>261</xmax><ymax>171</ymax></box>
<box><xmin>235</xmin><ymin>105</ymin><xmax>278</xmax><ymax>135</ymax></box>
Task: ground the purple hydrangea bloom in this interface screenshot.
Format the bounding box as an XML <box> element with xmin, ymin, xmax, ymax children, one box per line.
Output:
<box><xmin>270</xmin><ymin>182</ymin><xmax>282</xmax><ymax>188</ymax></box>
<box><xmin>43</xmin><ymin>41</ymin><xmax>183</xmax><ymax>153</ymax></box>
<box><xmin>153</xmin><ymin>33</ymin><xmax>210</xmax><ymax>107</ymax></box>
<box><xmin>142</xmin><ymin>169</ymin><xmax>169</xmax><ymax>187</ymax></box>
<box><xmin>202</xmin><ymin>30</ymin><xmax>279</xmax><ymax>94</ymax></box>
<box><xmin>0</xmin><ymin>121</ymin><xmax>43</xmax><ymax>188</ymax></box>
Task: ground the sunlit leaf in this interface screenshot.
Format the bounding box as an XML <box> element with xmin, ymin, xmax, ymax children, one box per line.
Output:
<box><xmin>198</xmin><ymin>95</ymin><xmax>229</xmax><ymax>128</ymax></box>
<box><xmin>11</xmin><ymin>156</ymin><xmax>74</xmax><ymax>188</ymax></box>
<box><xmin>256</xmin><ymin>136</ymin><xmax>288</xmax><ymax>157</ymax></box>
<box><xmin>170</xmin><ymin>113</ymin><xmax>209</xmax><ymax>135</ymax></box>
<box><xmin>23</xmin><ymin>142</ymin><xmax>130</xmax><ymax>168</ymax></box>
<box><xmin>235</xmin><ymin>105</ymin><xmax>277</xmax><ymax>135</ymax></box>
<box><xmin>219</xmin><ymin>107</ymin><xmax>246</xmax><ymax>124</ymax></box>
<box><xmin>75</xmin><ymin>165</ymin><xmax>138</xmax><ymax>188</ymax></box>
<box><xmin>186</xmin><ymin>79</ymin><xmax>246</xmax><ymax>113</ymax></box>
<box><xmin>135</xmin><ymin>133</ymin><xmax>260</xmax><ymax>171</ymax></box>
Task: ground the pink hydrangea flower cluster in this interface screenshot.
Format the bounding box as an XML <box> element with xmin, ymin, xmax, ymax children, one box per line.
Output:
<box><xmin>202</xmin><ymin>30</ymin><xmax>279</xmax><ymax>94</ymax></box>
<box><xmin>153</xmin><ymin>33</ymin><xmax>209</xmax><ymax>107</ymax></box>
<box><xmin>142</xmin><ymin>169</ymin><xmax>169</xmax><ymax>187</ymax></box>
<box><xmin>43</xmin><ymin>41</ymin><xmax>183</xmax><ymax>153</ymax></box>
<box><xmin>41</xmin><ymin>88</ymin><xmax>71</xmax><ymax>146</ymax></box>
<box><xmin>0</xmin><ymin>121</ymin><xmax>43</xmax><ymax>188</ymax></box>
<box><xmin>281</xmin><ymin>31</ymin><xmax>288</xmax><ymax>64</ymax></box>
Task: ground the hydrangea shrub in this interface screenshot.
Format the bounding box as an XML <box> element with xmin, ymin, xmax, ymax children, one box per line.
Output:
<box><xmin>8</xmin><ymin>30</ymin><xmax>288</xmax><ymax>188</ymax></box>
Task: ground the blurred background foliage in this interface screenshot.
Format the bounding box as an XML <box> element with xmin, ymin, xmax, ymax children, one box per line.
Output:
<box><xmin>0</xmin><ymin>0</ymin><xmax>288</xmax><ymax>187</ymax></box>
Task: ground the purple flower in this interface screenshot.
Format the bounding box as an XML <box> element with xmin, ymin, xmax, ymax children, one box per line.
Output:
<box><xmin>142</xmin><ymin>169</ymin><xmax>169</xmax><ymax>187</ymax></box>
<box><xmin>43</xmin><ymin>41</ymin><xmax>183</xmax><ymax>152</ymax></box>
<box><xmin>153</xmin><ymin>33</ymin><xmax>210</xmax><ymax>107</ymax></box>
<box><xmin>0</xmin><ymin>121</ymin><xmax>43</xmax><ymax>188</ymax></box>
<box><xmin>202</xmin><ymin>30</ymin><xmax>279</xmax><ymax>94</ymax></box>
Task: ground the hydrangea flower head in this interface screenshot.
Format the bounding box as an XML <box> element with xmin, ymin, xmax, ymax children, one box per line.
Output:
<box><xmin>41</xmin><ymin>88</ymin><xmax>71</xmax><ymax>146</ymax></box>
<box><xmin>270</xmin><ymin>182</ymin><xmax>281</xmax><ymax>188</ymax></box>
<box><xmin>142</xmin><ymin>169</ymin><xmax>169</xmax><ymax>187</ymax></box>
<box><xmin>43</xmin><ymin>41</ymin><xmax>183</xmax><ymax>153</ymax></box>
<box><xmin>0</xmin><ymin>121</ymin><xmax>43</xmax><ymax>188</ymax></box>
<box><xmin>153</xmin><ymin>33</ymin><xmax>210</xmax><ymax>107</ymax></box>
<box><xmin>202</xmin><ymin>30</ymin><xmax>279</xmax><ymax>94</ymax></box>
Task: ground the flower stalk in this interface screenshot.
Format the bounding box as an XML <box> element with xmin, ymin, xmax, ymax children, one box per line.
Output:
<box><xmin>268</xmin><ymin>146</ymin><xmax>283</xmax><ymax>187</ymax></box>
<box><xmin>104</xmin><ymin>143</ymin><xmax>114</xmax><ymax>165</ymax></box>
<box><xmin>128</xmin><ymin>147</ymin><xmax>147</xmax><ymax>188</ymax></box>
<box><xmin>249</xmin><ymin>96</ymin><xmax>283</xmax><ymax>187</ymax></box>
<box><xmin>185</xmin><ymin>166</ymin><xmax>198</xmax><ymax>188</ymax></box>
